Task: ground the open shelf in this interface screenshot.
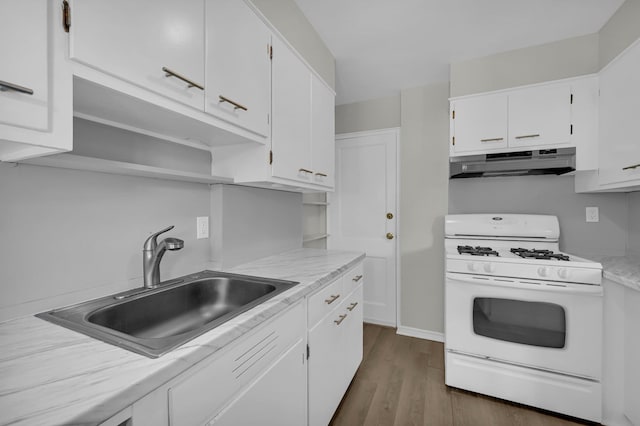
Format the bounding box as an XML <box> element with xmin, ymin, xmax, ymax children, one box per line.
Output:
<box><xmin>22</xmin><ymin>153</ymin><xmax>233</xmax><ymax>185</ymax></box>
<box><xmin>303</xmin><ymin>201</ymin><xmax>330</xmax><ymax>206</ymax></box>
<box><xmin>303</xmin><ymin>233</ymin><xmax>329</xmax><ymax>243</ymax></box>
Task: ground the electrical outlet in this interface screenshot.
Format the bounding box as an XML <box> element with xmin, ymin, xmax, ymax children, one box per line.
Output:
<box><xmin>197</xmin><ymin>216</ymin><xmax>209</xmax><ymax>239</ymax></box>
<box><xmin>585</xmin><ymin>207</ymin><xmax>599</xmax><ymax>223</ymax></box>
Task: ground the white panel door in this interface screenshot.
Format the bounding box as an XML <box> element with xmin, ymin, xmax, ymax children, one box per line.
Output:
<box><xmin>451</xmin><ymin>94</ymin><xmax>508</xmax><ymax>154</ymax></box>
<box><xmin>0</xmin><ymin>0</ymin><xmax>48</xmax><ymax>130</ymax></box>
<box><xmin>508</xmin><ymin>84</ymin><xmax>571</xmax><ymax>148</ymax></box>
<box><xmin>205</xmin><ymin>0</ymin><xmax>271</xmax><ymax>138</ymax></box>
<box><xmin>69</xmin><ymin>0</ymin><xmax>205</xmax><ymax>109</ymax></box>
<box><xmin>329</xmin><ymin>129</ymin><xmax>397</xmax><ymax>326</ymax></box>
<box><xmin>271</xmin><ymin>36</ymin><xmax>313</xmax><ymax>183</ymax></box>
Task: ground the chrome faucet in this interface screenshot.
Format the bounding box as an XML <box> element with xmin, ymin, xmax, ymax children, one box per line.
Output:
<box><xmin>143</xmin><ymin>225</ymin><xmax>184</xmax><ymax>288</ymax></box>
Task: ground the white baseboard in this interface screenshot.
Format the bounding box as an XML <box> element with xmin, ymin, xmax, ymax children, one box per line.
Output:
<box><xmin>396</xmin><ymin>326</ymin><xmax>444</xmax><ymax>342</ymax></box>
<box><xmin>364</xmin><ymin>317</ymin><xmax>396</xmax><ymax>328</ymax></box>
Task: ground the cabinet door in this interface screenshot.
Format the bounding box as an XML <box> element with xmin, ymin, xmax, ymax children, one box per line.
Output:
<box><xmin>508</xmin><ymin>84</ymin><xmax>571</xmax><ymax>148</ymax></box>
<box><xmin>271</xmin><ymin>37</ymin><xmax>313</xmax><ymax>183</ymax></box>
<box><xmin>451</xmin><ymin>94</ymin><xmax>508</xmax><ymax>154</ymax></box>
<box><xmin>342</xmin><ymin>285</ymin><xmax>363</xmax><ymax>392</ymax></box>
<box><xmin>205</xmin><ymin>0</ymin><xmax>271</xmax><ymax>139</ymax></box>
<box><xmin>69</xmin><ymin>0</ymin><xmax>205</xmax><ymax>110</ymax></box>
<box><xmin>0</xmin><ymin>0</ymin><xmax>48</xmax><ymax>131</ymax></box>
<box><xmin>598</xmin><ymin>40</ymin><xmax>640</xmax><ymax>187</ymax></box>
<box><xmin>211</xmin><ymin>339</ymin><xmax>306</xmax><ymax>426</ymax></box>
<box><xmin>308</xmin><ymin>302</ymin><xmax>347</xmax><ymax>426</ymax></box>
<box><xmin>311</xmin><ymin>75</ymin><xmax>336</xmax><ymax>188</ymax></box>
<box><xmin>624</xmin><ymin>289</ymin><xmax>640</xmax><ymax>425</ymax></box>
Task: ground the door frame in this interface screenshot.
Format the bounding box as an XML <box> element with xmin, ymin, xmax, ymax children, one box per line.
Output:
<box><xmin>329</xmin><ymin>127</ymin><xmax>401</xmax><ymax>328</ymax></box>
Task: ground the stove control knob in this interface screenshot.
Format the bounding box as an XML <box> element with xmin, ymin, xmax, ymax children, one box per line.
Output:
<box><xmin>467</xmin><ymin>262</ymin><xmax>479</xmax><ymax>272</ymax></box>
<box><xmin>537</xmin><ymin>267</ymin><xmax>549</xmax><ymax>277</ymax></box>
<box><xmin>483</xmin><ymin>263</ymin><xmax>496</xmax><ymax>273</ymax></box>
<box><xmin>557</xmin><ymin>268</ymin><xmax>569</xmax><ymax>279</ymax></box>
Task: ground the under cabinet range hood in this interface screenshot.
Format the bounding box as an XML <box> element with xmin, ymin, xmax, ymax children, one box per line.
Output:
<box><xmin>449</xmin><ymin>147</ymin><xmax>576</xmax><ymax>179</ymax></box>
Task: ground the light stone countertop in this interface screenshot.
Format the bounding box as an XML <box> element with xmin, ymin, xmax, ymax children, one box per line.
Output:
<box><xmin>598</xmin><ymin>252</ymin><xmax>640</xmax><ymax>292</ymax></box>
<box><xmin>0</xmin><ymin>248</ymin><xmax>365</xmax><ymax>426</ymax></box>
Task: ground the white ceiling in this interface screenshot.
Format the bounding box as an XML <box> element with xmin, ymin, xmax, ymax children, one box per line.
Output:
<box><xmin>294</xmin><ymin>0</ymin><xmax>625</xmax><ymax>105</ymax></box>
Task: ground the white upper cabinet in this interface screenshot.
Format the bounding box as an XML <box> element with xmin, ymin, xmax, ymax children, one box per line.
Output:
<box><xmin>597</xmin><ymin>38</ymin><xmax>640</xmax><ymax>188</ymax></box>
<box><xmin>450</xmin><ymin>78</ymin><xmax>582</xmax><ymax>157</ymax></box>
<box><xmin>311</xmin><ymin>75</ymin><xmax>336</xmax><ymax>188</ymax></box>
<box><xmin>508</xmin><ymin>85</ymin><xmax>571</xmax><ymax>148</ymax></box>
<box><xmin>451</xmin><ymin>93</ymin><xmax>508</xmax><ymax>154</ymax></box>
<box><xmin>0</xmin><ymin>0</ymin><xmax>72</xmax><ymax>162</ymax></box>
<box><xmin>271</xmin><ymin>36</ymin><xmax>314</xmax><ymax>184</ymax></box>
<box><xmin>69</xmin><ymin>0</ymin><xmax>205</xmax><ymax>110</ymax></box>
<box><xmin>205</xmin><ymin>0</ymin><xmax>271</xmax><ymax>140</ymax></box>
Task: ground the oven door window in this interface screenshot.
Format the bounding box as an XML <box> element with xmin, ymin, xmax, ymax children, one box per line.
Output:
<box><xmin>472</xmin><ymin>298</ymin><xmax>566</xmax><ymax>348</ymax></box>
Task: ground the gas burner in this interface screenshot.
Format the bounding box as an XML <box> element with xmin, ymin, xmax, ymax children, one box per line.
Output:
<box><xmin>457</xmin><ymin>245</ymin><xmax>499</xmax><ymax>257</ymax></box>
<box><xmin>510</xmin><ymin>248</ymin><xmax>570</xmax><ymax>261</ymax></box>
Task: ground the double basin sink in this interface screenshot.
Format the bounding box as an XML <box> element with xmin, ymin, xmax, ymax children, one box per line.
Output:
<box><xmin>37</xmin><ymin>271</ymin><xmax>298</xmax><ymax>358</ymax></box>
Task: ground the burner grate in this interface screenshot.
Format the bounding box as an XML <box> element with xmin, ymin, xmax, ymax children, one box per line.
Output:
<box><xmin>457</xmin><ymin>245</ymin><xmax>499</xmax><ymax>257</ymax></box>
<box><xmin>510</xmin><ymin>248</ymin><xmax>570</xmax><ymax>261</ymax></box>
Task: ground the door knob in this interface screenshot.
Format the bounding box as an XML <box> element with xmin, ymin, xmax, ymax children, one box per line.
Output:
<box><xmin>386</xmin><ymin>213</ymin><xmax>394</xmax><ymax>219</ymax></box>
<box><xmin>386</xmin><ymin>233</ymin><xmax>394</xmax><ymax>240</ymax></box>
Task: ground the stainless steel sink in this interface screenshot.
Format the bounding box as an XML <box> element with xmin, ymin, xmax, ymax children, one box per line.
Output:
<box><xmin>37</xmin><ymin>271</ymin><xmax>298</xmax><ymax>358</ymax></box>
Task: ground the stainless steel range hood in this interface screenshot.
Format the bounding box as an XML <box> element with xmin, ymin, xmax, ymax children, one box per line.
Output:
<box><xmin>449</xmin><ymin>147</ymin><xmax>575</xmax><ymax>179</ymax></box>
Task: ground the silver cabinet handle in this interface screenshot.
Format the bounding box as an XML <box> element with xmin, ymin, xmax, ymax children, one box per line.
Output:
<box><xmin>315</xmin><ymin>172</ymin><xmax>327</xmax><ymax>177</ymax></box>
<box><xmin>299</xmin><ymin>168</ymin><xmax>313</xmax><ymax>174</ymax></box>
<box><xmin>162</xmin><ymin>67</ymin><xmax>204</xmax><ymax>90</ymax></box>
<box><xmin>347</xmin><ymin>302</ymin><xmax>358</xmax><ymax>312</ymax></box>
<box><xmin>622</xmin><ymin>163</ymin><xmax>640</xmax><ymax>170</ymax></box>
<box><xmin>334</xmin><ymin>314</ymin><xmax>347</xmax><ymax>325</ymax></box>
<box><xmin>0</xmin><ymin>80</ymin><xmax>34</xmax><ymax>95</ymax></box>
<box><xmin>515</xmin><ymin>134</ymin><xmax>541</xmax><ymax>139</ymax></box>
<box><xmin>480</xmin><ymin>138</ymin><xmax>503</xmax><ymax>142</ymax></box>
<box><xmin>352</xmin><ymin>275</ymin><xmax>363</xmax><ymax>282</ymax></box>
<box><xmin>324</xmin><ymin>294</ymin><xmax>340</xmax><ymax>304</ymax></box>
<box><xmin>218</xmin><ymin>95</ymin><xmax>248</xmax><ymax>111</ymax></box>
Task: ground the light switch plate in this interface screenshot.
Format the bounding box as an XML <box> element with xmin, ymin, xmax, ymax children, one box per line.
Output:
<box><xmin>197</xmin><ymin>216</ymin><xmax>209</xmax><ymax>239</ymax></box>
<box><xmin>586</xmin><ymin>207</ymin><xmax>599</xmax><ymax>223</ymax></box>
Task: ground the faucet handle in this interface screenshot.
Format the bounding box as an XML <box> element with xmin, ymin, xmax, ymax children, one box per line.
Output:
<box><xmin>143</xmin><ymin>225</ymin><xmax>175</xmax><ymax>250</ymax></box>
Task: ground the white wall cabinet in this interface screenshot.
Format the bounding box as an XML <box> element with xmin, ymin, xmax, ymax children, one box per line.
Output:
<box><xmin>311</xmin><ymin>76</ymin><xmax>336</xmax><ymax>188</ymax></box>
<box><xmin>205</xmin><ymin>0</ymin><xmax>271</xmax><ymax>140</ymax></box>
<box><xmin>450</xmin><ymin>78</ymin><xmax>589</xmax><ymax>157</ymax></box>
<box><xmin>69</xmin><ymin>0</ymin><xmax>205</xmax><ymax>110</ymax></box>
<box><xmin>308</xmin><ymin>264</ymin><xmax>363</xmax><ymax>426</ymax></box>
<box><xmin>0</xmin><ymin>0</ymin><xmax>72</xmax><ymax>162</ymax></box>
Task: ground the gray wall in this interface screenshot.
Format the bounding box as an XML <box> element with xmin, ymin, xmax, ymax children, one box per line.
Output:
<box><xmin>449</xmin><ymin>176</ymin><xmax>629</xmax><ymax>257</ymax></box>
<box><xmin>629</xmin><ymin>192</ymin><xmax>640</xmax><ymax>254</ymax></box>
<box><xmin>211</xmin><ymin>185</ymin><xmax>302</xmax><ymax>268</ymax></box>
<box><xmin>399</xmin><ymin>83</ymin><xmax>450</xmax><ymax>333</ymax></box>
<box><xmin>250</xmin><ymin>0</ymin><xmax>335</xmax><ymax>90</ymax></box>
<box><xmin>335</xmin><ymin>95</ymin><xmax>401</xmax><ymax>133</ymax></box>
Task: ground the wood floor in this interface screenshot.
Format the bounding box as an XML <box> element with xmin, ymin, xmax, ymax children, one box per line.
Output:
<box><xmin>329</xmin><ymin>324</ymin><xmax>592</xmax><ymax>426</ymax></box>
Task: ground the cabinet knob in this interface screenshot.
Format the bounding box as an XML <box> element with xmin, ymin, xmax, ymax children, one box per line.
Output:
<box><xmin>324</xmin><ymin>294</ymin><xmax>340</xmax><ymax>305</ymax></box>
<box><xmin>352</xmin><ymin>275</ymin><xmax>363</xmax><ymax>282</ymax></box>
<box><xmin>334</xmin><ymin>314</ymin><xmax>347</xmax><ymax>325</ymax></box>
<box><xmin>386</xmin><ymin>213</ymin><xmax>394</xmax><ymax>219</ymax></box>
<box><xmin>386</xmin><ymin>233</ymin><xmax>394</xmax><ymax>240</ymax></box>
<box><xmin>0</xmin><ymin>80</ymin><xmax>34</xmax><ymax>95</ymax></box>
<box><xmin>347</xmin><ymin>302</ymin><xmax>358</xmax><ymax>312</ymax></box>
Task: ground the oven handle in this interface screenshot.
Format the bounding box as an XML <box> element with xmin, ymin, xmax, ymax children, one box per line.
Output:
<box><xmin>446</xmin><ymin>272</ymin><xmax>603</xmax><ymax>295</ymax></box>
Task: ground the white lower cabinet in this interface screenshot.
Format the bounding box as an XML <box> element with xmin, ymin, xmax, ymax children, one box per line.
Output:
<box><xmin>209</xmin><ymin>338</ymin><xmax>306</xmax><ymax>426</ymax></box>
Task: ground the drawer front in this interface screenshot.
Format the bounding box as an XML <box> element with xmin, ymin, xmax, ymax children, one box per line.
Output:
<box><xmin>308</xmin><ymin>277</ymin><xmax>344</xmax><ymax>327</ymax></box>
<box><xmin>168</xmin><ymin>301</ymin><xmax>305</xmax><ymax>426</ymax></box>
<box><xmin>343</xmin><ymin>262</ymin><xmax>364</xmax><ymax>296</ymax></box>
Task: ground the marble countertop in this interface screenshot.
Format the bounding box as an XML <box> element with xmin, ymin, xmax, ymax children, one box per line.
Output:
<box><xmin>0</xmin><ymin>248</ymin><xmax>365</xmax><ymax>426</ymax></box>
<box><xmin>598</xmin><ymin>252</ymin><xmax>640</xmax><ymax>292</ymax></box>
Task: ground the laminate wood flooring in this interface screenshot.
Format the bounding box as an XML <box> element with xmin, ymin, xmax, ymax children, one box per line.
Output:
<box><xmin>329</xmin><ymin>323</ymin><xmax>593</xmax><ymax>426</ymax></box>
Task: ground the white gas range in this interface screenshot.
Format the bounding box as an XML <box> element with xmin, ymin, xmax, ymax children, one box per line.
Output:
<box><xmin>444</xmin><ymin>214</ymin><xmax>603</xmax><ymax>423</ymax></box>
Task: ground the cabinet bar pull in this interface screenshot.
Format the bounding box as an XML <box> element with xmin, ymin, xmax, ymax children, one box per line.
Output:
<box><xmin>162</xmin><ymin>67</ymin><xmax>204</xmax><ymax>90</ymax></box>
<box><xmin>299</xmin><ymin>168</ymin><xmax>313</xmax><ymax>174</ymax></box>
<box><xmin>622</xmin><ymin>163</ymin><xmax>640</xmax><ymax>170</ymax></box>
<box><xmin>0</xmin><ymin>80</ymin><xmax>34</xmax><ymax>95</ymax></box>
<box><xmin>315</xmin><ymin>172</ymin><xmax>327</xmax><ymax>177</ymax></box>
<box><xmin>325</xmin><ymin>294</ymin><xmax>340</xmax><ymax>304</ymax></box>
<box><xmin>352</xmin><ymin>275</ymin><xmax>363</xmax><ymax>282</ymax></box>
<box><xmin>515</xmin><ymin>134</ymin><xmax>541</xmax><ymax>140</ymax></box>
<box><xmin>480</xmin><ymin>138</ymin><xmax>503</xmax><ymax>142</ymax></box>
<box><xmin>334</xmin><ymin>314</ymin><xmax>347</xmax><ymax>325</ymax></box>
<box><xmin>218</xmin><ymin>95</ymin><xmax>248</xmax><ymax>111</ymax></box>
<box><xmin>347</xmin><ymin>302</ymin><xmax>358</xmax><ymax>312</ymax></box>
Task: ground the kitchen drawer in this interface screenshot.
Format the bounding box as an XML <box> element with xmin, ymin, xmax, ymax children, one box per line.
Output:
<box><xmin>343</xmin><ymin>262</ymin><xmax>364</xmax><ymax>296</ymax></box>
<box><xmin>168</xmin><ymin>301</ymin><xmax>305</xmax><ymax>426</ymax></box>
<box><xmin>308</xmin><ymin>277</ymin><xmax>344</xmax><ymax>327</ymax></box>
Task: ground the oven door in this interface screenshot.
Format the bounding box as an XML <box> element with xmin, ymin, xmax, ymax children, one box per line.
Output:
<box><xmin>445</xmin><ymin>272</ymin><xmax>603</xmax><ymax>379</ymax></box>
